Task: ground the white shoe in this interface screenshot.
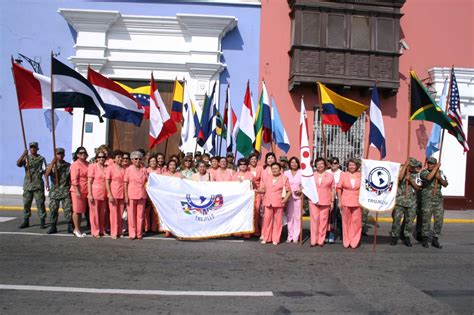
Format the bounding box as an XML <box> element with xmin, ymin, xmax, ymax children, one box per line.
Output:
<box><xmin>261</xmin><ymin>240</ymin><xmax>266</xmax><ymax>244</ymax></box>
<box><xmin>73</xmin><ymin>230</ymin><xmax>85</xmax><ymax>238</ymax></box>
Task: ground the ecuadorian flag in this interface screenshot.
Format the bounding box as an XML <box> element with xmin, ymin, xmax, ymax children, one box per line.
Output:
<box><xmin>171</xmin><ymin>79</ymin><xmax>184</xmax><ymax>123</ymax></box>
<box><xmin>318</xmin><ymin>82</ymin><xmax>368</xmax><ymax>132</ymax></box>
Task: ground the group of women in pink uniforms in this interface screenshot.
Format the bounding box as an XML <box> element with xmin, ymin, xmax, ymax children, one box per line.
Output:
<box><xmin>68</xmin><ymin>145</ymin><xmax>363</xmax><ymax>248</ymax></box>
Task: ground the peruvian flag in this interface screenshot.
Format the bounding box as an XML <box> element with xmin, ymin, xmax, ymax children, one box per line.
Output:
<box><xmin>149</xmin><ymin>73</ymin><xmax>177</xmax><ymax>149</ymax></box>
<box><xmin>12</xmin><ymin>59</ymin><xmax>51</xmax><ymax>109</ymax></box>
<box><xmin>299</xmin><ymin>97</ymin><xmax>319</xmax><ymax>204</ymax></box>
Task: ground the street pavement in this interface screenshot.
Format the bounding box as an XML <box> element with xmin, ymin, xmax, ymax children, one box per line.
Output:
<box><xmin>0</xmin><ymin>206</ymin><xmax>473</xmax><ymax>314</ymax></box>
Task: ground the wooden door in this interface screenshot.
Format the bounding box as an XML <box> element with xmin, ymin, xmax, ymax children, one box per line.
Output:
<box><xmin>108</xmin><ymin>80</ymin><xmax>181</xmax><ymax>161</ymax></box>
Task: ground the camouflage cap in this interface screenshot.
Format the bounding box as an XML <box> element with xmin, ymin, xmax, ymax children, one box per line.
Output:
<box><xmin>408</xmin><ymin>157</ymin><xmax>419</xmax><ymax>168</ymax></box>
<box><xmin>279</xmin><ymin>155</ymin><xmax>288</xmax><ymax>162</ymax></box>
<box><xmin>29</xmin><ymin>142</ymin><xmax>38</xmax><ymax>148</ymax></box>
<box><xmin>226</xmin><ymin>152</ymin><xmax>234</xmax><ymax>157</ymax></box>
<box><xmin>426</xmin><ymin>156</ymin><xmax>437</xmax><ymax>164</ymax></box>
<box><xmin>55</xmin><ymin>147</ymin><xmax>65</xmax><ymax>154</ymax></box>
<box><xmin>194</xmin><ymin>151</ymin><xmax>202</xmax><ymax>156</ymax></box>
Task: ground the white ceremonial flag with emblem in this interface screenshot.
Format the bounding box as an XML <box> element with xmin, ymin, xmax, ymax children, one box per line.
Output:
<box><xmin>359</xmin><ymin>159</ymin><xmax>401</xmax><ymax>212</ymax></box>
<box><xmin>147</xmin><ymin>174</ymin><xmax>255</xmax><ymax>239</ymax></box>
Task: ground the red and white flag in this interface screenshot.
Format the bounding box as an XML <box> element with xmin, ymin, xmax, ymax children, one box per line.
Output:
<box><xmin>149</xmin><ymin>73</ymin><xmax>177</xmax><ymax>149</ymax></box>
<box><xmin>299</xmin><ymin>98</ymin><xmax>319</xmax><ymax>204</ymax></box>
<box><xmin>12</xmin><ymin>59</ymin><xmax>51</xmax><ymax>109</ymax></box>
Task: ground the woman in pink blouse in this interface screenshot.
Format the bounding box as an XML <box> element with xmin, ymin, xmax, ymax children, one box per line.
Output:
<box><xmin>258</xmin><ymin>162</ymin><xmax>291</xmax><ymax>245</ymax></box>
<box><xmin>87</xmin><ymin>151</ymin><xmax>108</xmax><ymax>238</ymax></box>
<box><xmin>248</xmin><ymin>153</ymin><xmax>262</xmax><ymax>237</ymax></box>
<box><xmin>284</xmin><ymin>157</ymin><xmax>303</xmax><ymax>243</ymax></box>
<box><xmin>337</xmin><ymin>158</ymin><xmax>362</xmax><ymax>249</ymax></box>
<box><xmin>310</xmin><ymin>157</ymin><xmax>335</xmax><ymax>247</ymax></box>
<box><xmin>70</xmin><ymin>147</ymin><xmax>89</xmax><ymax>238</ymax></box>
<box><xmin>213</xmin><ymin>157</ymin><xmax>233</xmax><ymax>182</ymax></box>
<box><xmin>105</xmin><ymin>150</ymin><xmax>125</xmax><ymax>239</ymax></box>
<box><xmin>124</xmin><ymin>151</ymin><xmax>148</xmax><ymax>240</ymax></box>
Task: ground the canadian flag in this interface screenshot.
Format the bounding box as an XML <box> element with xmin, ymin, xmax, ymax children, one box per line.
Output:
<box><xmin>12</xmin><ymin>59</ymin><xmax>51</xmax><ymax>109</ymax></box>
<box><xmin>149</xmin><ymin>73</ymin><xmax>177</xmax><ymax>149</ymax></box>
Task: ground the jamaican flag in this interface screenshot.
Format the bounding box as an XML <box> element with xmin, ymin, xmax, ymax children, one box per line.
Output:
<box><xmin>410</xmin><ymin>71</ymin><xmax>458</xmax><ymax>135</ymax></box>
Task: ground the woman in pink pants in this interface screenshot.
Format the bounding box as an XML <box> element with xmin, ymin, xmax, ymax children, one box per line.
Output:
<box><xmin>310</xmin><ymin>157</ymin><xmax>335</xmax><ymax>247</ymax></box>
<box><xmin>70</xmin><ymin>147</ymin><xmax>89</xmax><ymax>238</ymax></box>
<box><xmin>284</xmin><ymin>157</ymin><xmax>303</xmax><ymax>243</ymax></box>
<box><xmin>258</xmin><ymin>162</ymin><xmax>291</xmax><ymax>245</ymax></box>
<box><xmin>87</xmin><ymin>152</ymin><xmax>108</xmax><ymax>238</ymax></box>
<box><xmin>124</xmin><ymin>151</ymin><xmax>148</xmax><ymax>240</ymax></box>
<box><xmin>105</xmin><ymin>150</ymin><xmax>125</xmax><ymax>239</ymax></box>
<box><xmin>249</xmin><ymin>153</ymin><xmax>263</xmax><ymax>237</ymax></box>
<box><xmin>337</xmin><ymin>158</ymin><xmax>362</xmax><ymax>249</ymax></box>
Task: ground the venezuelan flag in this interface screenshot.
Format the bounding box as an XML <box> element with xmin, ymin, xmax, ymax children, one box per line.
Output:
<box><xmin>171</xmin><ymin>79</ymin><xmax>184</xmax><ymax>123</ymax></box>
<box><xmin>318</xmin><ymin>82</ymin><xmax>368</xmax><ymax>132</ymax></box>
<box><xmin>116</xmin><ymin>82</ymin><xmax>151</xmax><ymax>119</ymax></box>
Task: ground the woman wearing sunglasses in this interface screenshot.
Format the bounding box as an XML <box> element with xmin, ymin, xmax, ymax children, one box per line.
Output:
<box><xmin>87</xmin><ymin>151</ymin><xmax>108</xmax><ymax>238</ymax></box>
<box><xmin>124</xmin><ymin>151</ymin><xmax>148</xmax><ymax>240</ymax></box>
<box><xmin>180</xmin><ymin>157</ymin><xmax>195</xmax><ymax>179</ymax></box>
<box><xmin>70</xmin><ymin>147</ymin><xmax>89</xmax><ymax>237</ymax></box>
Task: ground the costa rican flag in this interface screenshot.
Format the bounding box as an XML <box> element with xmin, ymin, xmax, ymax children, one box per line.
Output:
<box><xmin>368</xmin><ymin>86</ymin><xmax>387</xmax><ymax>159</ymax></box>
<box><xmin>87</xmin><ymin>67</ymin><xmax>144</xmax><ymax>127</ymax></box>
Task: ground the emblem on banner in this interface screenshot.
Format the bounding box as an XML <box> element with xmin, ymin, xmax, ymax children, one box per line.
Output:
<box><xmin>181</xmin><ymin>194</ymin><xmax>223</xmax><ymax>221</ymax></box>
<box><xmin>364</xmin><ymin>167</ymin><xmax>394</xmax><ymax>196</ymax></box>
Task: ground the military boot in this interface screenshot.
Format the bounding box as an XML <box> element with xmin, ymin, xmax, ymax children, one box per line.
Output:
<box><xmin>18</xmin><ymin>218</ymin><xmax>29</xmax><ymax>229</ymax></box>
<box><xmin>432</xmin><ymin>237</ymin><xmax>442</xmax><ymax>249</ymax></box>
<box><xmin>390</xmin><ymin>236</ymin><xmax>398</xmax><ymax>246</ymax></box>
<box><xmin>67</xmin><ymin>222</ymin><xmax>74</xmax><ymax>234</ymax></box>
<box><xmin>403</xmin><ymin>237</ymin><xmax>412</xmax><ymax>247</ymax></box>
<box><xmin>47</xmin><ymin>224</ymin><xmax>57</xmax><ymax>234</ymax></box>
<box><xmin>422</xmin><ymin>236</ymin><xmax>429</xmax><ymax>248</ymax></box>
<box><xmin>40</xmin><ymin>218</ymin><xmax>47</xmax><ymax>229</ymax></box>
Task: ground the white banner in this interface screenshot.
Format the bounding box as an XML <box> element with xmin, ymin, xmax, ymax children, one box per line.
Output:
<box><xmin>359</xmin><ymin>159</ymin><xmax>401</xmax><ymax>212</ymax></box>
<box><xmin>146</xmin><ymin>174</ymin><xmax>255</xmax><ymax>239</ymax></box>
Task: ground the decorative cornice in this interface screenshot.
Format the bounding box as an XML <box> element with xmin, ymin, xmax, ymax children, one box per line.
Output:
<box><xmin>58</xmin><ymin>9</ymin><xmax>120</xmax><ymax>32</ymax></box>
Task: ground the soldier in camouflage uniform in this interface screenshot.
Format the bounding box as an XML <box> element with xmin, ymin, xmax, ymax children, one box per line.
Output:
<box><xmin>420</xmin><ymin>157</ymin><xmax>448</xmax><ymax>249</ymax></box>
<box><xmin>45</xmin><ymin>147</ymin><xmax>72</xmax><ymax>234</ymax></box>
<box><xmin>390</xmin><ymin>158</ymin><xmax>421</xmax><ymax>247</ymax></box>
<box><xmin>16</xmin><ymin>142</ymin><xmax>48</xmax><ymax>229</ymax></box>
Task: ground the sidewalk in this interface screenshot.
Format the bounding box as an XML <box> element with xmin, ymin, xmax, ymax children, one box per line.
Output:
<box><xmin>2</xmin><ymin>194</ymin><xmax>473</xmax><ymax>223</ymax></box>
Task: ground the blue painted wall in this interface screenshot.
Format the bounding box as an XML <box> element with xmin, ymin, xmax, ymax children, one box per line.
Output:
<box><xmin>0</xmin><ymin>0</ymin><xmax>260</xmax><ymax>188</ymax></box>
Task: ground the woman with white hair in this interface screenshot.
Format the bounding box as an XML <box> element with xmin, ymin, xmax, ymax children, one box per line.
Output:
<box><xmin>124</xmin><ymin>151</ymin><xmax>148</xmax><ymax>240</ymax></box>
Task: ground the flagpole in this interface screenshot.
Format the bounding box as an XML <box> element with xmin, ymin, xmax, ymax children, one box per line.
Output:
<box><xmin>434</xmin><ymin>70</ymin><xmax>452</xmax><ymax>194</ymax></box>
<box><xmin>50</xmin><ymin>52</ymin><xmax>59</xmax><ymax>186</ymax></box>
<box><xmin>316</xmin><ymin>84</ymin><xmax>327</xmax><ymax>160</ymax></box>
<box><xmin>405</xmin><ymin>72</ymin><xmax>412</xmax><ymax>197</ymax></box>
<box><xmin>11</xmin><ymin>57</ymin><xmax>32</xmax><ymax>182</ymax></box>
<box><xmin>80</xmin><ymin>110</ymin><xmax>86</xmax><ymax>147</ymax></box>
<box><xmin>299</xmin><ymin>195</ymin><xmax>304</xmax><ymax>245</ymax></box>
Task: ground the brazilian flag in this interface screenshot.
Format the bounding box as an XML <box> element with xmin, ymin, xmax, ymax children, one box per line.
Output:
<box><xmin>410</xmin><ymin>71</ymin><xmax>458</xmax><ymax>135</ymax></box>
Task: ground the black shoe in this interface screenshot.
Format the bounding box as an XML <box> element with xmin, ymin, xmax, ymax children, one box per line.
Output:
<box><xmin>432</xmin><ymin>237</ymin><xmax>442</xmax><ymax>249</ymax></box>
<box><xmin>422</xmin><ymin>237</ymin><xmax>429</xmax><ymax>248</ymax></box>
<box><xmin>403</xmin><ymin>237</ymin><xmax>412</xmax><ymax>247</ymax></box>
<box><xmin>18</xmin><ymin>219</ymin><xmax>29</xmax><ymax>229</ymax></box>
<box><xmin>67</xmin><ymin>222</ymin><xmax>74</xmax><ymax>234</ymax></box>
<box><xmin>390</xmin><ymin>236</ymin><xmax>398</xmax><ymax>246</ymax></box>
<box><xmin>40</xmin><ymin>218</ymin><xmax>47</xmax><ymax>229</ymax></box>
<box><xmin>47</xmin><ymin>225</ymin><xmax>57</xmax><ymax>234</ymax></box>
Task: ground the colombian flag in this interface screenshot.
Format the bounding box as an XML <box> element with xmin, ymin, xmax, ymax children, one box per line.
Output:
<box><xmin>318</xmin><ymin>82</ymin><xmax>368</xmax><ymax>132</ymax></box>
<box><xmin>171</xmin><ymin>79</ymin><xmax>184</xmax><ymax>123</ymax></box>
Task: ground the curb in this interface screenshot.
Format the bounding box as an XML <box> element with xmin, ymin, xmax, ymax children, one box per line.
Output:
<box><xmin>1</xmin><ymin>205</ymin><xmax>473</xmax><ymax>224</ymax></box>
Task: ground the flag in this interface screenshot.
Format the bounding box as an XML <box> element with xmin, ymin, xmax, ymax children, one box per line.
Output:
<box><xmin>197</xmin><ymin>82</ymin><xmax>216</xmax><ymax>147</ymax></box>
<box><xmin>299</xmin><ymin>98</ymin><xmax>319</xmax><ymax>204</ymax></box>
<box><xmin>52</xmin><ymin>56</ymin><xmax>105</xmax><ymax>121</ymax></box>
<box><xmin>318</xmin><ymin>82</ymin><xmax>368</xmax><ymax>132</ymax></box>
<box><xmin>116</xmin><ymin>83</ymin><xmax>151</xmax><ymax>119</ymax></box>
<box><xmin>254</xmin><ymin>89</ymin><xmax>264</xmax><ymax>153</ymax></box>
<box><xmin>149</xmin><ymin>73</ymin><xmax>177</xmax><ymax>149</ymax></box>
<box><xmin>425</xmin><ymin>77</ymin><xmax>449</xmax><ymax>157</ymax></box>
<box><xmin>236</xmin><ymin>81</ymin><xmax>256</xmax><ymax>156</ymax></box>
<box><xmin>147</xmin><ymin>174</ymin><xmax>254</xmax><ymax>239</ymax></box>
<box><xmin>359</xmin><ymin>159</ymin><xmax>400</xmax><ymax>212</ymax></box>
<box><xmin>180</xmin><ymin>82</ymin><xmax>201</xmax><ymax>150</ymax></box>
<box><xmin>87</xmin><ymin>67</ymin><xmax>144</xmax><ymax>127</ymax></box>
<box><xmin>368</xmin><ymin>86</ymin><xmax>386</xmax><ymax>159</ymax></box>
<box><xmin>223</xmin><ymin>85</ymin><xmax>238</xmax><ymax>152</ymax></box>
<box><xmin>261</xmin><ymin>81</ymin><xmax>272</xmax><ymax>144</ymax></box>
<box><xmin>171</xmin><ymin>79</ymin><xmax>184</xmax><ymax>123</ymax></box>
<box><xmin>271</xmin><ymin>97</ymin><xmax>290</xmax><ymax>153</ymax></box>
<box><xmin>12</xmin><ymin>59</ymin><xmax>51</xmax><ymax>110</ymax></box>
<box><xmin>409</xmin><ymin>71</ymin><xmax>458</xmax><ymax>137</ymax></box>
<box><xmin>447</xmin><ymin>68</ymin><xmax>469</xmax><ymax>152</ymax></box>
